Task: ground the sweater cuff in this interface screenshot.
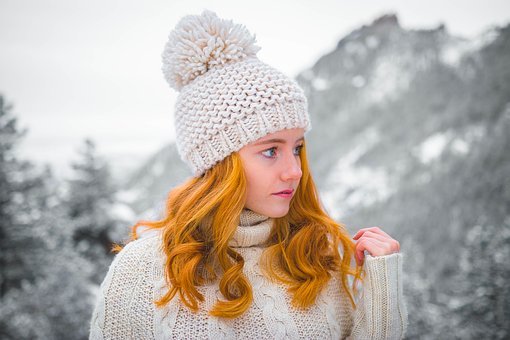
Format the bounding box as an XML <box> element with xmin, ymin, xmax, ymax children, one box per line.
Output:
<box><xmin>364</xmin><ymin>252</ymin><xmax>401</xmax><ymax>278</ymax></box>
<box><xmin>363</xmin><ymin>252</ymin><xmax>402</xmax><ymax>308</ymax></box>
<box><xmin>350</xmin><ymin>252</ymin><xmax>408</xmax><ymax>339</ymax></box>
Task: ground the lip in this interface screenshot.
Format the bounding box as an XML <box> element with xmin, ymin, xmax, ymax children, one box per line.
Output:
<box><xmin>272</xmin><ymin>189</ymin><xmax>294</xmax><ymax>198</ymax></box>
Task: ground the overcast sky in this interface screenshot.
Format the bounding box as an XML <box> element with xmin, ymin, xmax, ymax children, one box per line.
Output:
<box><xmin>1</xmin><ymin>0</ymin><xmax>509</xmax><ymax>180</ymax></box>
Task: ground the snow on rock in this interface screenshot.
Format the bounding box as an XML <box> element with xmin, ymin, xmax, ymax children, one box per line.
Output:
<box><xmin>345</xmin><ymin>40</ymin><xmax>368</xmax><ymax>58</ymax></box>
<box><xmin>311</xmin><ymin>77</ymin><xmax>330</xmax><ymax>91</ymax></box>
<box><xmin>414</xmin><ymin>132</ymin><xmax>450</xmax><ymax>164</ymax></box>
<box><xmin>351</xmin><ymin>75</ymin><xmax>366</xmax><ymax>88</ymax></box>
<box><xmin>110</xmin><ymin>201</ymin><xmax>137</xmax><ymax>222</ymax></box>
<box><xmin>441</xmin><ymin>27</ymin><xmax>499</xmax><ymax>68</ymax></box>
<box><xmin>414</xmin><ymin>124</ymin><xmax>486</xmax><ymax>164</ymax></box>
<box><xmin>363</xmin><ymin>53</ymin><xmax>412</xmax><ymax>104</ymax></box>
<box><xmin>450</xmin><ymin>138</ymin><xmax>470</xmax><ymax>155</ymax></box>
<box><xmin>441</xmin><ymin>39</ymin><xmax>471</xmax><ymax>67</ymax></box>
<box><xmin>116</xmin><ymin>188</ymin><xmax>141</xmax><ymax>204</ymax></box>
<box><xmin>321</xmin><ymin>127</ymin><xmax>396</xmax><ymax>220</ymax></box>
<box><xmin>365</xmin><ymin>35</ymin><xmax>380</xmax><ymax>49</ymax></box>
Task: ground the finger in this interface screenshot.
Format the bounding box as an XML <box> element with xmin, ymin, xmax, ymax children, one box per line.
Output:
<box><xmin>366</xmin><ymin>237</ymin><xmax>392</xmax><ymax>256</ymax></box>
<box><xmin>357</xmin><ymin>230</ymin><xmax>392</xmax><ymax>243</ymax></box>
<box><xmin>356</xmin><ymin>236</ymin><xmax>399</xmax><ymax>258</ymax></box>
<box><xmin>354</xmin><ymin>226</ymin><xmax>391</xmax><ymax>239</ymax></box>
<box><xmin>355</xmin><ymin>238</ymin><xmax>380</xmax><ymax>265</ymax></box>
<box><xmin>353</xmin><ymin>228</ymin><xmax>375</xmax><ymax>240</ymax></box>
<box><xmin>353</xmin><ymin>226</ymin><xmax>391</xmax><ymax>240</ymax></box>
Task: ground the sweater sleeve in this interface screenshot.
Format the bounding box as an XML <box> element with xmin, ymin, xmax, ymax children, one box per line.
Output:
<box><xmin>88</xmin><ymin>235</ymin><xmax>159</xmax><ymax>340</ymax></box>
<box><xmin>88</xmin><ymin>248</ymin><xmax>126</xmax><ymax>340</ymax></box>
<box><xmin>347</xmin><ymin>252</ymin><xmax>408</xmax><ymax>339</ymax></box>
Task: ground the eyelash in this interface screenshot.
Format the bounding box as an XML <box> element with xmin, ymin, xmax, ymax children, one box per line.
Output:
<box><xmin>262</xmin><ymin>144</ymin><xmax>304</xmax><ymax>159</ymax></box>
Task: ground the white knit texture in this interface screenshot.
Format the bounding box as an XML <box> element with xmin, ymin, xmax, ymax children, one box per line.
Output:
<box><xmin>89</xmin><ymin>209</ymin><xmax>408</xmax><ymax>339</ymax></box>
<box><xmin>161</xmin><ymin>10</ymin><xmax>312</xmax><ymax>177</ymax></box>
<box><xmin>161</xmin><ymin>9</ymin><xmax>261</xmax><ymax>92</ymax></box>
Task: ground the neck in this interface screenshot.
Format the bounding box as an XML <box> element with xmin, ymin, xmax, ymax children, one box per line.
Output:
<box><xmin>230</xmin><ymin>208</ymin><xmax>273</xmax><ymax>248</ymax></box>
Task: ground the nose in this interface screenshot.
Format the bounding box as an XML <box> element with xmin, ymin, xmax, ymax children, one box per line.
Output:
<box><xmin>281</xmin><ymin>150</ymin><xmax>302</xmax><ymax>181</ymax></box>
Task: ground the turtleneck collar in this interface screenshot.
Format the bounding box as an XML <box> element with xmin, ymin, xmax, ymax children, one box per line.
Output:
<box><xmin>230</xmin><ymin>208</ymin><xmax>273</xmax><ymax>248</ymax></box>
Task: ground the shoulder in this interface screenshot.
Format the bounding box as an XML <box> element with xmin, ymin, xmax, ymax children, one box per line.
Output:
<box><xmin>96</xmin><ymin>232</ymin><xmax>164</xmax><ymax>295</ymax></box>
<box><xmin>119</xmin><ymin>232</ymin><xmax>163</xmax><ymax>257</ymax></box>
<box><xmin>110</xmin><ymin>233</ymin><xmax>163</xmax><ymax>275</ymax></box>
<box><xmin>89</xmin><ymin>234</ymin><xmax>164</xmax><ymax>339</ymax></box>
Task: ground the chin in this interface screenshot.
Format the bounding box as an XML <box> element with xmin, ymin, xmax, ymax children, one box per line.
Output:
<box><xmin>271</xmin><ymin>212</ymin><xmax>289</xmax><ymax>218</ymax></box>
<box><xmin>254</xmin><ymin>206</ymin><xmax>290</xmax><ymax>218</ymax></box>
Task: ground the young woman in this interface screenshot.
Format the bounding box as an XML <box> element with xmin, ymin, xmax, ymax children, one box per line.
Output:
<box><xmin>89</xmin><ymin>10</ymin><xmax>408</xmax><ymax>339</ymax></box>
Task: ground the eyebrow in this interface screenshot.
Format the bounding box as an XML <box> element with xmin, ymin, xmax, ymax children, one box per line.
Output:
<box><xmin>254</xmin><ymin>136</ymin><xmax>305</xmax><ymax>145</ymax></box>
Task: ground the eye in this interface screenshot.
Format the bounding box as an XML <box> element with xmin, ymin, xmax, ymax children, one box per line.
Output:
<box><xmin>261</xmin><ymin>147</ymin><xmax>277</xmax><ymax>158</ymax></box>
<box><xmin>261</xmin><ymin>144</ymin><xmax>304</xmax><ymax>159</ymax></box>
<box><xmin>295</xmin><ymin>144</ymin><xmax>304</xmax><ymax>155</ymax></box>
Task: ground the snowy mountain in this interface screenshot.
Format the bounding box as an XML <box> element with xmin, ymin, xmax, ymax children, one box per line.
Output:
<box><xmin>118</xmin><ymin>143</ymin><xmax>188</xmax><ymax>219</ymax></box>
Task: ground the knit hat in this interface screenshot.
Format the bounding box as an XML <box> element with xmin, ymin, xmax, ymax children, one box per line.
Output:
<box><xmin>161</xmin><ymin>9</ymin><xmax>312</xmax><ymax>177</ymax></box>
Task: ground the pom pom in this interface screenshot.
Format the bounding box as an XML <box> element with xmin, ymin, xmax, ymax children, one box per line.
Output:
<box><xmin>161</xmin><ymin>9</ymin><xmax>262</xmax><ymax>91</ymax></box>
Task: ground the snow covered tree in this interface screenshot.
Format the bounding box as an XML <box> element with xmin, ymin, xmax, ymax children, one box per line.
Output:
<box><xmin>0</xmin><ymin>165</ymin><xmax>94</xmax><ymax>339</ymax></box>
<box><xmin>0</xmin><ymin>95</ymin><xmax>94</xmax><ymax>339</ymax></box>
<box><xmin>447</xmin><ymin>106</ymin><xmax>510</xmax><ymax>339</ymax></box>
<box><xmin>65</xmin><ymin>138</ymin><xmax>120</xmax><ymax>283</ymax></box>
<box><xmin>0</xmin><ymin>94</ymin><xmax>44</xmax><ymax>296</ymax></box>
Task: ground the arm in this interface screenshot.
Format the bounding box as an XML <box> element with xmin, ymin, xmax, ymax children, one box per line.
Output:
<box><xmin>88</xmin><ymin>236</ymin><xmax>158</xmax><ymax>340</ymax></box>
<box><xmin>347</xmin><ymin>252</ymin><xmax>408</xmax><ymax>339</ymax></box>
<box><xmin>347</xmin><ymin>226</ymin><xmax>408</xmax><ymax>339</ymax></box>
<box><xmin>88</xmin><ymin>248</ymin><xmax>127</xmax><ymax>340</ymax></box>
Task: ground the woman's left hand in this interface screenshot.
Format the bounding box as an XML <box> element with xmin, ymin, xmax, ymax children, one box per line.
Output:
<box><xmin>352</xmin><ymin>227</ymin><xmax>400</xmax><ymax>266</ymax></box>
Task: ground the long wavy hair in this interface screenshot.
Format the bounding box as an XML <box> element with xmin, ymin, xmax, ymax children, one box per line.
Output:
<box><xmin>112</xmin><ymin>140</ymin><xmax>364</xmax><ymax>318</ymax></box>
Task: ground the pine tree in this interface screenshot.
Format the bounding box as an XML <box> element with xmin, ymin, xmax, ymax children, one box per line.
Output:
<box><xmin>0</xmin><ymin>95</ymin><xmax>94</xmax><ymax>339</ymax></box>
<box><xmin>66</xmin><ymin>138</ymin><xmax>119</xmax><ymax>283</ymax></box>
<box><xmin>447</xmin><ymin>105</ymin><xmax>510</xmax><ymax>339</ymax></box>
<box><xmin>0</xmin><ymin>94</ymin><xmax>44</xmax><ymax>296</ymax></box>
<box><xmin>0</xmin><ymin>165</ymin><xmax>94</xmax><ymax>339</ymax></box>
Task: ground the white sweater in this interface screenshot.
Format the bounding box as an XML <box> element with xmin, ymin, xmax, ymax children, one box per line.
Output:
<box><xmin>89</xmin><ymin>209</ymin><xmax>408</xmax><ymax>339</ymax></box>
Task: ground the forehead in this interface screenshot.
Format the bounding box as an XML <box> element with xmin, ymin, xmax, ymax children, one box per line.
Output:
<box><xmin>252</xmin><ymin>127</ymin><xmax>305</xmax><ymax>144</ymax></box>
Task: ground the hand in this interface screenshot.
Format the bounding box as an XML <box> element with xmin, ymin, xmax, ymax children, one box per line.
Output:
<box><xmin>352</xmin><ymin>227</ymin><xmax>400</xmax><ymax>266</ymax></box>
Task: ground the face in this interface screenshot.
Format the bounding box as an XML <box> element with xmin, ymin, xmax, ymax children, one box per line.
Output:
<box><xmin>237</xmin><ymin>127</ymin><xmax>305</xmax><ymax>218</ymax></box>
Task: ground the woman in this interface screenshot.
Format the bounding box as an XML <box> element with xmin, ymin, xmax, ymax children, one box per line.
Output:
<box><xmin>89</xmin><ymin>9</ymin><xmax>408</xmax><ymax>339</ymax></box>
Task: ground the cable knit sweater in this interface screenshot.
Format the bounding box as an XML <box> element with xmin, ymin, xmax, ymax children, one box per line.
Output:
<box><xmin>89</xmin><ymin>209</ymin><xmax>408</xmax><ymax>339</ymax></box>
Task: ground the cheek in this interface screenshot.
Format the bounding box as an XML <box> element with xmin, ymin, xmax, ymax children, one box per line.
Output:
<box><xmin>245</xmin><ymin>167</ymin><xmax>260</xmax><ymax>190</ymax></box>
<box><xmin>244</xmin><ymin>163</ymin><xmax>269</xmax><ymax>194</ymax></box>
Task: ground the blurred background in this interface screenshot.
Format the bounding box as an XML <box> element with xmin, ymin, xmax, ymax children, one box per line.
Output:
<box><xmin>1</xmin><ymin>0</ymin><xmax>509</xmax><ymax>338</ymax></box>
